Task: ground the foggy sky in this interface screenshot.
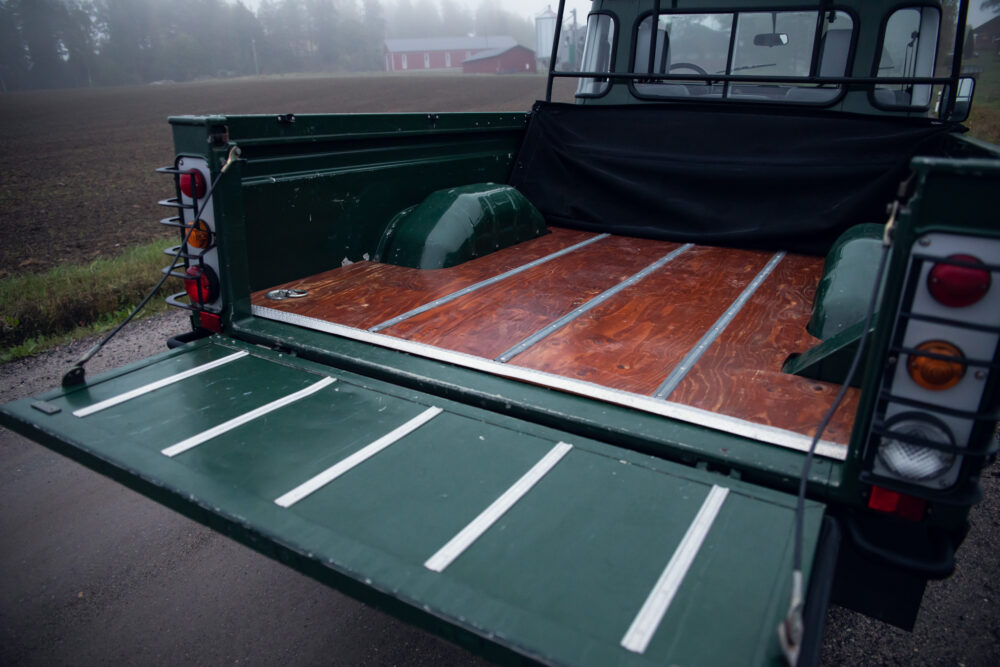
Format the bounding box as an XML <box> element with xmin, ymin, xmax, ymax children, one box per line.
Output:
<box><xmin>235</xmin><ymin>1</ymin><xmax>996</xmax><ymax>29</ymax></box>
<box><xmin>474</xmin><ymin>1</ymin><xmax>593</xmax><ymax>22</ymax></box>
<box><xmin>238</xmin><ymin>0</ymin><xmax>595</xmax><ymax>23</ymax></box>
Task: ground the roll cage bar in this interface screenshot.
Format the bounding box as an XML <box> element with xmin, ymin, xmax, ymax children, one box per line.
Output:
<box><xmin>544</xmin><ymin>0</ymin><xmax>971</xmax><ymax>118</ymax></box>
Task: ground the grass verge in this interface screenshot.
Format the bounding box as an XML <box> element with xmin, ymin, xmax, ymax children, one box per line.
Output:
<box><xmin>1</xmin><ymin>240</ymin><xmax>180</xmax><ymax>362</ymax></box>
<box><xmin>1</xmin><ymin>304</ymin><xmax>170</xmax><ymax>364</ymax></box>
<box><xmin>967</xmin><ymin>104</ymin><xmax>1000</xmax><ymax>144</ymax></box>
<box><xmin>964</xmin><ymin>55</ymin><xmax>1000</xmax><ymax>144</ymax></box>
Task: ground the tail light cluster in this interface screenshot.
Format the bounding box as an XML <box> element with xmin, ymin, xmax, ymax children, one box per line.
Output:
<box><xmin>862</xmin><ymin>233</ymin><xmax>999</xmax><ymax>507</ymax></box>
<box><xmin>157</xmin><ymin>157</ymin><xmax>223</xmax><ymax>323</ymax></box>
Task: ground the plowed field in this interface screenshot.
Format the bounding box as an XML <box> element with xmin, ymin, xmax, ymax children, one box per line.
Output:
<box><xmin>0</xmin><ymin>73</ymin><xmax>575</xmax><ymax>277</ymax></box>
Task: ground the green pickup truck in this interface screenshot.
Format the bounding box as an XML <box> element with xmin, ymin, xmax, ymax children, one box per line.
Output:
<box><xmin>3</xmin><ymin>0</ymin><xmax>998</xmax><ymax>664</ymax></box>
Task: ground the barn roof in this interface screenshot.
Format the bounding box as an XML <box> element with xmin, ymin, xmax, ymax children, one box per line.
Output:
<box><xmin>462</xmin><ymin>45</ymin><xmax>534</xmax><ymax>63</ymax></box>
<box><xmin>384</xmin><ymin>36</ymin><xmax>517</xmax><ymax>53</ymax></box>
<box><xmin>973</xmin><ymin>14</ymin><xmax>1000</xmax><ymax>33</ymax></box>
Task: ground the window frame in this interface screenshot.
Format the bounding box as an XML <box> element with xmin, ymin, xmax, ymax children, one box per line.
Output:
<box><xmin>625</xmin><ymin>5</ymin><xmax>860</xmax><ymax>108</ymax></box>
<box><xmin>574</xmin><ymin>10</ymin><xmax>621</xmax><ymax>100</ymax></box>
<box><xmin>868</xmin><ymin>3</ymin><xmax>943</xmax><ymax>112</ymax></box>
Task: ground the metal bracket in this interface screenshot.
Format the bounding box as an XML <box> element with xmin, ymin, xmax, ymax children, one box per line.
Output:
<box><xmin>208</xmin><ymin>124</ymin><xmax>230</xmax><ymax>147</ymax></box>
<box><xmin>31</xmin><ymin>400</ymin><xmax>62</xmax><ymax>415</ymax></box>
<box><xmin>266</xmin><ymin>289</ymin><xmax>308</xmax><ymax>301</ymax></box>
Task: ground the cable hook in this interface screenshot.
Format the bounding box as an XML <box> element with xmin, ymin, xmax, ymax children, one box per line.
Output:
<box><xmin>883</xmin><ymin>199</ymin><xmax>899</xmax><ymax>247</ymax></box>
<box><xmin>221</xmin><ymin>145</ymin><xmax>241</xmax><ymax>174</ymax></box>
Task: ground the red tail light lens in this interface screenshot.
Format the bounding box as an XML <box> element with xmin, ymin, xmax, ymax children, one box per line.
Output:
<box><xmin>179</xmin><ymin>170</ymin><xmax>206</xmax><ymax>199</ymax></box>
<box><xmin>198</xmin><ymin>311</ymin><xmax>222</xmax><ymax>333</ymax></box>
<box><xmin>927</xmin><ymin>254</ymin><xmax>991</xmax><ymax>307</ymax></box>
<box><xmin>868</xmin><ymin>485</ymin><xmax>926</xmax><ymax>521</ymax></box>
<box><xmin>184</xmin><ymin>265</ymin><xmax>219</xmax><ymax>304</ymax></box>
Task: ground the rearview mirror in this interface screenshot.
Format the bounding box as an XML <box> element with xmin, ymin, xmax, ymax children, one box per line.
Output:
<box><xmin>754</xmin><ymin>33</ymin><xmax>789</xmax><ymax>47</ymax></box>
<box><xmin>942</xmin><ymin>76</ymin><xmax>975</xmax><ymax>122</ymax></box>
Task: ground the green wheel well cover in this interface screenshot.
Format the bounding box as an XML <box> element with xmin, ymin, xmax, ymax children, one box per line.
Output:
<box><xmin>378</xmin><ymin>183</ymin><xmax>547</xmax><ymax>269</ymax></box>
<box><xmin>808</xmin><ymin>223</ymin><xmax>886</xmax><ymax>340</ymax></box>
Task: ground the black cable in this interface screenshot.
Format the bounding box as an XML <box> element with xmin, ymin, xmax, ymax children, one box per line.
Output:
<box><xmin>62</xmin><ymin>153</ymin><xmax>235</xmax><ymax>386</ymax></box>
<box><xmin>793</xmin><ymin>240</ymin><xmax>890</xmax><ymax>574</ymax></box>
<box><xmin>781</xmin><ymin>214</ymin><xmax>894</xmax><ymax>664</ymax></box>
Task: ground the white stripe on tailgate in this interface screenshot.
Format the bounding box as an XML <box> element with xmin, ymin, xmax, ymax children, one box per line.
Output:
<box><xmin>74</xmin><ymin>351</ymin><xmax>249</xmax><ymax>418</ymax></box>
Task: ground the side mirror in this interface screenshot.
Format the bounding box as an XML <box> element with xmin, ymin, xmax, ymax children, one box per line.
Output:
<box><xmin>754</xmin><ymin>33</ymin><xmax>789</xmax><ymax>47</ymax></box>
<box><xmin>943</xmin><ymin>76</ymin><xmax>975</xmax><ymax>122</ymax></box>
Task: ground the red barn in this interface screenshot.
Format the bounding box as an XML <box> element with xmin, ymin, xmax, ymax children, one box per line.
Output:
<box><xmin>462</xmin><ymin>45</ymin><xmax>537</xmax><ymax>75</ymax></box>
<box><xmin>383</xmin><ymin>36</ymin><xmax>517</xmax><ymax>72</ymax></box>
<box><xmin>973</xmin><ymin>15</ymin><xmax>1000</xmax><ymax>55</ymax></box>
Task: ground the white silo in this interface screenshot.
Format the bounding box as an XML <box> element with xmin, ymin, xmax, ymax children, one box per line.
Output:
<box><xmin>535</xmin><ymin>6</ymin><xmax>557</xmax><ymax>68</ymax></box>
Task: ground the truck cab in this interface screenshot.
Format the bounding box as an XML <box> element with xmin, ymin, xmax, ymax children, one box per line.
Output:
<box><xmin>2</xmin><ymin>1</ymin><xmax>997</xmax><ymax>665</ymax></box>
<box><xmin>573</xmin><ymin>0</ymin><xmax>971</xmax><ymax>117</ymax></box>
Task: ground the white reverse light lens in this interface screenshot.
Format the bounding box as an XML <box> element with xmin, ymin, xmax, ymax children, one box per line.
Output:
<box><xmin>878</xmin><ymin>413</ymin><xmax>955</xmax><ymax>482</ymax></box>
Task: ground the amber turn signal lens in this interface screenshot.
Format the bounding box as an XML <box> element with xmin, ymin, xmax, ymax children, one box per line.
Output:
<box><xmin>186</xmin><ymin>219</ymin><xmax>212</xmax><ymax>249</ymax></box>
<box><xmin>907</xmin><ymin>340</ymin><xmax>965</xmax><ymax>390</ymax></box>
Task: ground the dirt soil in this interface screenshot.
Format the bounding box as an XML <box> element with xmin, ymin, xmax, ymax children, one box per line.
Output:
<box><xmin>0</xmin><ymin>73</ymin><xmax>576</xmax><ymax>278</ymax></box>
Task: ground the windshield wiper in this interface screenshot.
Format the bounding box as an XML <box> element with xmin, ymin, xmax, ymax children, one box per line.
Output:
<box><xmin>729</xmin><ymin>63</ymin><xmax>778</xmax><ymax>72</ymax></box>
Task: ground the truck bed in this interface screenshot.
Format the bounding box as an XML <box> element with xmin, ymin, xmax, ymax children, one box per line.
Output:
<box><xmin>251</xmin><ymin>227</ymin><xmax>858</xmax><ymax>456</ymax></box>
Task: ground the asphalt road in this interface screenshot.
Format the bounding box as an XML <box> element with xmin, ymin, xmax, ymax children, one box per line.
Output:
<box><xmin>2</xmin><ymin>311</ymin><xmax>998</xmax><ymax>666</ymax></box>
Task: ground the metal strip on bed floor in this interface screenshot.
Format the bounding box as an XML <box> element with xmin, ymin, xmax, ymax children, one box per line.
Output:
<box><xmin>369</xmin><ymin>233</ymin><xmax>610</xmax><ymax>332</ymax></box>
<box><xmin>653</xmin><ymin>251</ymin><xmax>786</xmax><ymax>399</ymax></box>
<box><xmin>251</xmin><ymin>304</ymin><xmax>848</xmax><ymax>460</ymax></box>
<box><xmin>495</xmin><ymin>244</ymin><xmax>694</xmax><ymax>363</ymax></box>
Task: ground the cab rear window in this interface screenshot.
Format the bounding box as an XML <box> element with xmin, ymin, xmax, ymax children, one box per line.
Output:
<box><xmin>577</xmin><ymin>13</ymin><xmax>617</xmax><ymax>96</ymax></box>
<box><xmin>631</xmin><ymin>9</ymin><xmax>855</xmax><ymax>105</ymax></box>
<box><xmin>873</xmin><ymin>6</ymin><xmax>941</xmax><ymax>109</ymax></box>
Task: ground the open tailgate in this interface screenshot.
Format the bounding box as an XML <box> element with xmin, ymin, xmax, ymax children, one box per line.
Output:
<box><xmin>1</xmin><ymin>337</ymin><xmax>827</xmax><ymax>665</ymax></box>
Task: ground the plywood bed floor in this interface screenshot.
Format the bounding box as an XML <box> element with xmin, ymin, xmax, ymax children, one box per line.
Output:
<box><xmin>251</xmin><ymin>227</ymin><xmax>858</xmax><ymax>451</ymax></box>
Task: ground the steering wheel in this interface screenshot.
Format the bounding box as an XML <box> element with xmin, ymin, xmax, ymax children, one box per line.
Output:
<box><xmin>669</xmin><ymin>62</ymin><xmax>709</xmax><ymax>77</ymax></box>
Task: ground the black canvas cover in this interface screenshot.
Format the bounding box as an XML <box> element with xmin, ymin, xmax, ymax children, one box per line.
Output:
<box><xmin>509</xmin><ymin>102</ymin><xmax>956</xmax><ymax>255</ymax></box>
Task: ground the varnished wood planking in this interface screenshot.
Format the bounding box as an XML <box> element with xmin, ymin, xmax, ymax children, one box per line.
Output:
<box><xmin>252</xmin><ymin>230</ymin><xmax>858</xmax><ymax>444</ymax></box>
<box><xmin>668</xmin><ymin>253</ymin><xmax>858</xmax><ymax>444</ymax></box>
<box><xmin>509</xmin><ymin>245</ymin><xmax>774</xmax><ymax>394</ymax></box>
<box><xmin>384</xmin><ymin>235</ymin><xmax>683</xmax><ymax>358</ymax></box>
<box><xmin>249</xmin><ymin>227</ymin><xmax>598</xmax><ymax>329</ymax></box>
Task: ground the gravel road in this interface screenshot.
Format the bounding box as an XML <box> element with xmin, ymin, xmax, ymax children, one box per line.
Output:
<box><xmin>1</xmin><ymin>311</ymin><xmax>998</xmax><ymax>665</ymax></box>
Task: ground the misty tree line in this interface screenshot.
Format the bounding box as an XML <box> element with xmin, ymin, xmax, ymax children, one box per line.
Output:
<box><xmin>0</xmin><ymin>0</ymin><xmax>538</xmax><ymax>91</ymax></box>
